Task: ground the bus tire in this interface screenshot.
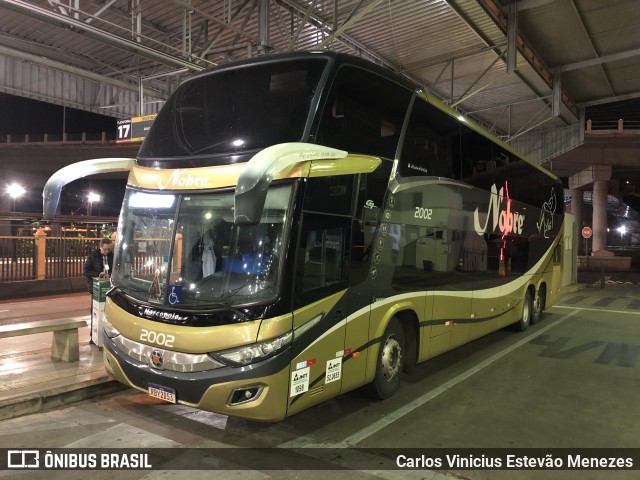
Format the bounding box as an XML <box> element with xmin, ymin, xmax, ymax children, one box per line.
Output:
<box><xmin>531</xmin><ymin>286</ymin><xmax>546</xmax><ymax>324</ymax></box>
<box><xmin>369</xmin><ymin>318</ymin><xmax>404</xmax><ymax>400</ymax></box>
<box><xmin>514</xmin><ymin>290</ymin><xmax>532</xmax><ymax>331</ymax></box>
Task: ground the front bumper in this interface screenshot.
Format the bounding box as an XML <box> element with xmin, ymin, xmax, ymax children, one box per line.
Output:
<box><xmin>103</xmin><ymin>335</ymin><xmax>291</xmax><ymax>422</ymax></box>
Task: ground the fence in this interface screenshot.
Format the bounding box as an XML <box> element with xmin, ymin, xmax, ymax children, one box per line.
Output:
<box><xmin>0</xmin><ymin>231</ymin><xmax>103</xmax><ymax>283</ymax></box>
<box><xmin>0</xmin><ymin>131</ymin><xmax>116</xmax><ymax>144</ymax></box>
<box><xmin>0</xmin><ymin>230</ymin><xmax>181</xmax><ymax>284</ymax></box>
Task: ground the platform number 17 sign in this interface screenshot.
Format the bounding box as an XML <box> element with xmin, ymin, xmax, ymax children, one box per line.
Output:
<box><xmin>116</xmin><ymin>119</ymin><xmax>132</xmax><ymax>143</ymax></box>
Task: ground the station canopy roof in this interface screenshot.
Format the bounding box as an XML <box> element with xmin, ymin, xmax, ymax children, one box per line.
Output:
<box><xmin>0</xmin><ymin>0</ymin><xmax>639</xmax><ymax>154</ymax></box>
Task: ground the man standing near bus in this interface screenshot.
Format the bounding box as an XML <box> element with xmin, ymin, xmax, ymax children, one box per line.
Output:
<box><xmin>83</xmin><ymin>238</ymin><xmax>114</xmax><ymax>291</ymax></box>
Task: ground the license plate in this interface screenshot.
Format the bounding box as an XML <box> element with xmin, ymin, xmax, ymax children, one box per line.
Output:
<box><xmin>148</xmin><ymin>383</ymin><xmax>176</xmax><ymax>404</ymax></box>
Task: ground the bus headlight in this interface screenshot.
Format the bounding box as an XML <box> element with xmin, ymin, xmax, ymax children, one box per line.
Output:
<box><xmin>211</xmin><ymin>331</ymin><xmax>293</xmax><ymax>367</ymax></box>
<box><xmin>103</xmin><ymin>317</ymin><xmax>121</xmax><ymax>339</ymax></box>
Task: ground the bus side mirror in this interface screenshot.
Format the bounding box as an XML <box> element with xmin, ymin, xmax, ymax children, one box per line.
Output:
<box><xmin>234</xmin><ymin>143</ymin><xmax>348</xmax><ymax>226</ymax></box>
<box><xmin>234</xmin><ymin>183</ymin><xmax>268</xmax><ymax>226</ymax></box>
<box><xmin>43</xmin><ymin>158</ymin><xmax>134</xmax><ymax>220</ymax></box>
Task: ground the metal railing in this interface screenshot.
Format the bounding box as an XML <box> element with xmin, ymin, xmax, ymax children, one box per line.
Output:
<box><xmin>0</xmin><ymin>229</ymin><xmax>180</xmax><ymax>284</ymax></box>
<box><xmin>0</xmin><ymin>233</ymin><xmax>104</xmax><ymax>283</ymax></box>
<box><xmin>586</xmin><ymin>118</ymin><xmax>640</xmax><ymax>133</ymax></box>
<box><xmin>0</xmin><ymin>236</ymin><xmax>36</xmax><ymax>281</ymax></box>
<box><xmin>45</xmin><ymin>236</ymin><xmax>104</xmax><ymax>280</ymax></box>
<box><xmin>0</xmin><ymin>131</ymin><xmax>117</xmax><ymax>144</ymax></box>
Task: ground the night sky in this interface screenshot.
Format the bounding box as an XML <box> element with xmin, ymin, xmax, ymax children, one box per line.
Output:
<box><xmin>0</xmin><ymin>93</ymin><xmax>116</xmax><ymax>136</ymax></box>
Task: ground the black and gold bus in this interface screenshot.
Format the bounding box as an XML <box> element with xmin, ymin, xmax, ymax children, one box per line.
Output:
<box><xmin>44</xmin><ymin>51</ymin><xmax>564</xmax><ymax>421</ymax></box>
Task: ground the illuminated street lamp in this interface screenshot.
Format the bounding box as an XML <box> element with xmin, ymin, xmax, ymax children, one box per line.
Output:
<box><xmin>87</xmin><ymin>191</ymin><xmax>101</xmax><ymax>216</ymax></box>
<box><xmin>7</xmin><ymin>183</ymin><xmax>26</xmax><ymax>212</ymax></box>
<box><xmin>618</xmin><ymin>225</ymin><xmax>627</xmax><ymax>251</ymax></box>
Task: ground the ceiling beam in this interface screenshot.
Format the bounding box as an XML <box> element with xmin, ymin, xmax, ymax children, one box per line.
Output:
<box><xmin>84</xmin><ymin>0</ymin><xmax>118</xmax><ymax>25</ymax></box>
<box><xmin>477</xmin><ymin>0</ymin><xmax>579</xmax><ymax>121</ymax></box>
<box><xmin>276</xmin><ymin>0</ymin><xmax>395</xmax><ymax>69</ymax></box>
<box><xmin>199</xmin><ymin>0</ymin><xmax>253</xmax><ymax>57</ymax></box>
<box><xmin>402</xmin><ymin>42</ymin><xmax>507</xmax><ymax>72</ymax></box>
<box><xmin>0</xmin><ymin>44</ymin><xmax>167</xmax><ymax>100</ymax></box>
<box><xmin>567</xmin><ymin>0</ymin><xmax>614</xmax><ymax>94</ymax></box>
<box><xmin>0</xmin><ymin>0</ymin><xmax>206</xmax><ymax>72</ymax></box>
<box><xmin>50</xmin><ymin>0</ymin><xmax>171</xmax><ymax>35</ymax></box>
<box><xmin>315</xmin><ymin>0</ymin><xmax>383</xmax><ymax>49</ymax></box>
<box><xmin>583</xmin><ymin>91</ymin><xmax>640</xmax><ymax>107</ymax></box>
<box><xmin>171</xmin><ymin>0</ymin><xmax>259</xmax><ymax>46</ymax></box>
<box><xmin>555</xmin><ymin>47</ymin><xmax>640</xmax><ymax>73</ymax></box>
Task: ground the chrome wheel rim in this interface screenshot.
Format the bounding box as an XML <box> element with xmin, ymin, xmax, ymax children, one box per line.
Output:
<box><xmin>381</xmin><ymin>336</ymin><xmax>402</xmax><ymax>382</ymax></box>
<box><xmin>533</xmin><ymin>294</ymin><xmax>542</xmax><ymax>319</ymax></box>
<box><xmin>523</xmin><ymin>296</ymin><xmax>531</xmax><ymax>325</ymax></box>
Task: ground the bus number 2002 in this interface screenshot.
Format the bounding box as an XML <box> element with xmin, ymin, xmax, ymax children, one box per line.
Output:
<box><xmin>140</xmin><ymin>329</ymin><xmax>175</xmax><ymax>348</ymax></box>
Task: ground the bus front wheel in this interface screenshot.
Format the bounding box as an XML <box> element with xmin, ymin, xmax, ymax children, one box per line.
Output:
<box><xmin>370</xmin><ymin>318</ymin><xmax>404</xmax><ymax>399</ymax></box>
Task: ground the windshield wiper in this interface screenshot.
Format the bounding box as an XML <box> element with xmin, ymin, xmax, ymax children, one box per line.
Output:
<box><xmin>112</xmin><ymin>283</ymin><xmax>157</xmax><ymax>301</ymax></box>
<box><xmin>216</xmin><ymin>277</ymin><xmax>259</xmax><ymax>301</ymax></box>
<box><xmin>184</xmin><ymin>300</ymin><xmax>251</xmax><ymax>321</ymax></box>
<box><xmin>114</xmin><ymin>286</ymin><xmax>249</xmax><ymax>321</ymax></box>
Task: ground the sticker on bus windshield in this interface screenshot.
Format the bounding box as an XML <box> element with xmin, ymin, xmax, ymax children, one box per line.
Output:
<box><xmin>168</xmin><ymin>285</ymin><xmax>182</xmax><ymax>305</ymax></box>
<box><xmin>325</xmin><ymin>358</ymin><xmax>342</xmax><ymax>384</ymax></box>
<box><xmin>290</xmin><ymin>367</ymin><xmax>310</xmax><ymax>397</ymax></box>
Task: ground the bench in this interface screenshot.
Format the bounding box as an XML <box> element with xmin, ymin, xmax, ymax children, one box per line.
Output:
<box><xmin>0</xmin><ymin>318</ymin><xmax>88</xmax><ymax>362</ymax></box>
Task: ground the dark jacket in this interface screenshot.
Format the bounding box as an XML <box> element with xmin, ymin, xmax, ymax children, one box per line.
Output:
<box><xmin>83</xmin><ymin>250</ymin><xmax>113</xmax><ymax>291</ymax></box>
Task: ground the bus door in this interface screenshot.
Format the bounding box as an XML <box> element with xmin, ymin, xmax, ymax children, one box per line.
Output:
<box><xmin>339</xmin><ymin>166</ymin><xmax>394</xmax><ymax>392</ymax></box>
<box><xmin>340</xmin><ymin>264</ymin><xmax>372</xmax><ymax>394</ymax></box>
<box><xmin>287</xmin><ymin>176</ymin><xmax>354</xmax><ymax>416</ymax></box>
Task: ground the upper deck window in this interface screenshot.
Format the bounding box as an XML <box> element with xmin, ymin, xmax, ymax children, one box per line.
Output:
<box><xmin>139</xmin><ymin>58</ymin><xmax>327</xmax><ymax>159</ymax></box>
<box><xmin>315</xmin><ymin>66</ymin><xmax>411</xmax><ymax>159</ymax></box>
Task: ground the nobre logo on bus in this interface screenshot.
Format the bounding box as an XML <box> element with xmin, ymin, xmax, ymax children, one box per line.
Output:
<box><xmin>473</xmin><ymin>183</ymin><xmax>525</xmax><ymax>236</ymax></box>
<box><xmin>158</xmin><ymin>169</ymin><xmax>209</xmax><ymax>190</ymax></box>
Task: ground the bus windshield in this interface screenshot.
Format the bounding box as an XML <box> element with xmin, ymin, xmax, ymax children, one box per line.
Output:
<box><xmin>138</xmin><ymin>58</ymin><xmax>327</xmax><ymax>158</ymax></box>
<box><xmin>112</xmin><ymin>183</ymin><xmax>293</xmax><ymax>307</ymax></box>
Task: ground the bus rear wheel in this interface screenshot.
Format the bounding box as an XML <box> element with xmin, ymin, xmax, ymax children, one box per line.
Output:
<box><xmin>514</xmin><ymin>290</ymin><xmax>532</xmax><ymax>331</ymax></box>
<box><xmin>370</xmin><ymin>318</ymin><xmax>404</xmax><ymax>399</ymax></box>
<box><xmin>531</xmin><ymin>286</ymin><xmax>546</xmax><ymax>324</ymax></box>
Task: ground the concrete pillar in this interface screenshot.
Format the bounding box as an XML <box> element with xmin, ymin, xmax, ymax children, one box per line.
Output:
<box><xmin>570</xmin><ymin>188</ymin><xmax>583</xmax><ymax>254</ymax></box>
<box><xmin>592</xmin><ymin>180</ymin><xmax>608</xmax><ymax>253</ymax></box>
<box><xmin>34</xmin><ymin>228</ymin><xmax>47</xmax><ymax>280</ymax></box>
<box><xmin>570</xmin><ymin>189</ymin><xmax>583</xmax><ymax>227</ymax></box>
<box><xmin>569</xmin><ymin>165</ymin><xmax>612</xmax><ymax>255</ymax></box>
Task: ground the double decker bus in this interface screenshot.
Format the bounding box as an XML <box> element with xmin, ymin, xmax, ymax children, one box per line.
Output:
<box><xmin>43</xmin><ymin>51</ymin><xmax>564</xmax><ymax>421</ymax></box>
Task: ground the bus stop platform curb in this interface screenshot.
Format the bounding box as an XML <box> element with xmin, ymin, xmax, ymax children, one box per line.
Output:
<box><xmin>0</xmin><ymin>325</ymin><xmax>126</xmax><ymax>422</ymax></box>
<box><xmin>0</xmin><ymin>375</ymin><xmax>125</xmax><ymax>422</ymax></box>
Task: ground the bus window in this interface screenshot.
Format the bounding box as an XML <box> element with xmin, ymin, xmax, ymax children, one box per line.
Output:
<box><xmin>139</xmin><ymin>59</ymin><xmax>326</xmax><ymax>159</ymax></box>
<box><xmin>294</xmin><ymin>175</ymin><xmax>354</xmax><ymax>308</ymax></box>
<box><xmin>351</xmin><ymin>160</ymin><xmax>393</xmax><ymax>286</ymax></box>
<box><xmin>452</xmin><ymin>124</ymin><xmax>518</xmax><ymax>186</ymax></box>
<box><xmin>315</xmin><ymin>66</ymin><xmax>411</xmax><ymax>159</ymax></box>
<box><xmin>399</xmin><ymin>97</ymin><xmax>456</xmax><ymax>178</ymax></box>
<box><xmin>295</xmin><ymin>214</ymin><xmax>350</xmax><ymax>308</ymax></box>
<box><xmin>302</xmin><ymin>174</ymin><xmax>355</xmax><ymax>216</ymax></box>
